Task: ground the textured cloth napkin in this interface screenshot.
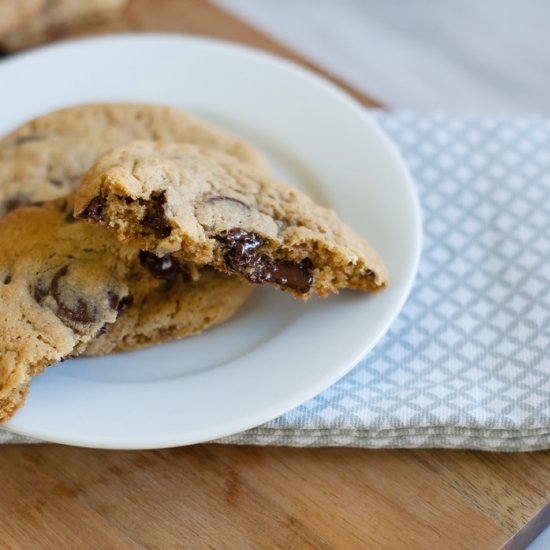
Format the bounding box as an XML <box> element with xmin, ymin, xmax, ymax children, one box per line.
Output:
<box><xmin>2</xmin><ymin>112</ymin><xmax>550</xmax><ymax>450</ymax></box>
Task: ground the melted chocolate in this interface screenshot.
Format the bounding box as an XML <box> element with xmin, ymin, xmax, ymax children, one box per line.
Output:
<box><xmin>220</xmin><ymin>228</ymin><xmax>313</xmax><ymax>294</ymax></box>
<box><xmin>142</xmin><ymin>191</ymin><xmax>172</xmax><ymax>239</ymax></box>
<box><xmin>222</xmin><ymin>228</ymin><xmax>266</xmax><ymax>272</ymax></box>
<box><xmin>79</xmin><ymin>195</ymin><xmax>106</xmax><ymax>221</ymax></box>
<box><xmin>251</xmin><ymin>258</ymin><xmax>314</xmax><ymax>294</ymax></box>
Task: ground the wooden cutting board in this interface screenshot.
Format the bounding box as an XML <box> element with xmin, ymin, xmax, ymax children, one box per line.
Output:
<box><xmin>1</xmin><ymin>1</ymin><xmax>549</xmax><ymax>548</ymax></box>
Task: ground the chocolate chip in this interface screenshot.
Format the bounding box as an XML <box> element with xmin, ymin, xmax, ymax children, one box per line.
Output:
<box><xmin>79</xmin><ymin>195</ymin><xmax>106</xmax><ymax>221</ymax></box>
<box><xmin>50</xmin><ymin>266</ymin><xmax>98</xmax><ymax>324</ymax></box>
<box><xmin>251</xmin><ymin>258</ymin><xmax>313</xmax><ymax>294</ymax></box>
<box><xmin>218</xmin><ymin>228</ymin><xmax>313</xmax><ymax>294</ymax></box>
<box><xmin>2</xmin><ymin>273</ymin><xmax>11</xmax><ymax>285</ymax></box>
<box><xmin>33</xmin><ymin>280</ymin><xmax>48</xmax><ymax>305</ymax></box>
<box><xmin>220</xmin><ymin>228</ymin><xmax>265</xmax><ymax>271</ymax></box>
<box><xmin>7</xmin><ymin>134</ymin><xmax>46</xmax><ymax>147</ymax></box>
<box><xmin>142</xmin><ymin>191</ymin><xmax>172</xmax><ymax>239</ymax></box>
<box><xmin>207</xmin><ymin>195</ymin><xmax>250</xmax><ymax>209</ymax></box>
<box><xmin>139</xmin><ymin>251</ymin><xmax>191</xmax><ymax>283</ymax></box>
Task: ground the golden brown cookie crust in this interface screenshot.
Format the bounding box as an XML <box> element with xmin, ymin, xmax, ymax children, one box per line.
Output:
<box><xmin>0</xmin><ymin>102</ymin><xmax>268</xmax><ymax>219</ymax></box>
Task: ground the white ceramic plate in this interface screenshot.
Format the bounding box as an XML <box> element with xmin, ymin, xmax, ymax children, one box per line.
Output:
<box><xmin>1</xmin><ymin>34</ymin><xmax>421</xmax><ymax>449</ymax></box>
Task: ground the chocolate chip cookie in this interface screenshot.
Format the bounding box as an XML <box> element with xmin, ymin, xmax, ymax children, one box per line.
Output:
<box><xmin>0</xmin><ymin>0</ymin><xmax>128</xmax><ymax>51</ymax></box>
<box><xmin>0</xmin><ymin>103</ymin><xmax>264</xmax><ymax>357</ymax></box>
<box><xmin>0</xmin><ymin>102</ymin><xmax>268</xmax><ymax>219</ymax></box>
<box><xmin>0</xmin><ymin>196</ymin><xmax>252</xmax><ymax>421</ymax></box>
<box><xmin>75</xmin><ymin>141</ymin><xmax>389</xmax><ymax>299</ymax></box>
<box><xmin>0</xmin><ymin>198</ymin><xmax>129</xmax><ymax>421</ymax></box>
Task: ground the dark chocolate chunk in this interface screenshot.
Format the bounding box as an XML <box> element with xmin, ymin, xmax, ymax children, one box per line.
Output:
<box><xmin>219</xmin><ymin>228</ymin><xmax>313</xmax><ymax>294</ymax></box>
<box><xmin>207</xmin><ymin>195</ymin><xmax>250</xmax><ymax>209</ymax></box>
<box><xmin>2</xmin><ymin>273</ymin><xmax>11</xmax><ymax>285</ymax></box>
<box><xmin>139</xmin><ymin>251</ymin><xmax>191</xmax><ymax>283</ymax></box>
<box><xmin>7</xmin><ymin>134</ymin><xmax>46</xmax><ymax>147</ymax></box>
<box><xmin>78</xmin><ymin>195</ymin><xmax>106</xmax><ymax>221</ymax></box>
<box><xmin>50</xmin><ymin>266</ymin><xmax>98</xmax><ymax>324</ymax></box>
<box><xmin>141</xmin><ymin>191</ymin><xmax>172</xmax><ymax>239</ymax></box>
<box><xmin>220</xmin><ymin>228</ymin><xmax>266</xmax><ymax>273</ymax></box>
<box><xmin>250</xmin><ymin>258</ymin><xmax>313</xmax><ymax>294</ymax></box>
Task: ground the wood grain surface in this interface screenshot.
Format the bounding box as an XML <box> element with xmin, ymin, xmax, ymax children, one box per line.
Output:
<box><xmin>2</xmin><ymin>1</ymin><xmax>550</xmax><ymax>548</ymax></box>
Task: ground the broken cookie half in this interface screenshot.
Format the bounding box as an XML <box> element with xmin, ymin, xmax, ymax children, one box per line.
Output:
<box><xmin>0</xmin><ymin>199</ymin><xmax>129</xmax><ymax>421</ymax></box>
<box><xmin>75</xmin><ymin>141</ymin><xmax>389</xmax><ymax>299</ymax></box>
<box><xmin>0</xmin><ymin>196</ymin><xmax>253</xmax><ymax>421</ymax></box>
